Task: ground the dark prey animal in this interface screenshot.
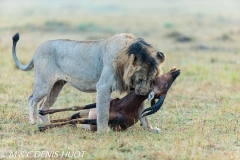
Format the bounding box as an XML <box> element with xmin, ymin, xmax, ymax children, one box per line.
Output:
<box><xmin>38</xmin><ymin>68</ymin><xmax>180</xmax><ymax>132</ymax></box>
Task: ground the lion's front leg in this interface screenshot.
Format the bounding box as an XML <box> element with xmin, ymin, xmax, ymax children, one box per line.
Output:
<box><xmin>96</xmin><ymin>84</ymin><xmax>111</xmax><ymax>132</ymax></box>
<box><xmin>96</xmin><ymin>66</ymin><xmax>113</xmax><ymax>132</ymax></box>
<box><xmin>138</xmin><ymin>102</ymin><xmax>161</xmax><ymax>133</ymax></box>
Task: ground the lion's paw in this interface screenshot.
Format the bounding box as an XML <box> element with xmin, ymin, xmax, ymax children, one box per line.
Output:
<box><xmin>149</xmin><ymin>127</ymin><xmax>162</xmax><ymax>133</ymax></box>
<box><xmin>30</xmin><ymin>117</ymin><xmax>42</xmax><ymax>125</ymax></box>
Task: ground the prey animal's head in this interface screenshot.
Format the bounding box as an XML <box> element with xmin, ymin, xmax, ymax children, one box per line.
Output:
<box><xmin>141</xmin><ymin>67</ymin><xmax>180</xmax><ymax>117</ymax></box>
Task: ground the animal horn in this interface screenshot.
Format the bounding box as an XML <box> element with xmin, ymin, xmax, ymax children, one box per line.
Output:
<box><xmin>141</xmin><ymin>96</ymin><xmax>165</xmax><ymax>118</ymax></box>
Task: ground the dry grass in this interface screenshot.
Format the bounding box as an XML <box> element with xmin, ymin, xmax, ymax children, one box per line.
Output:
<box><xmin>0</xmin><ymin>0</ymin><xmax>240</xmax><ymax>159</ymax></box>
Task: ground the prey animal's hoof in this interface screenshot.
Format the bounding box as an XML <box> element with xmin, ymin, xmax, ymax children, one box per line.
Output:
<box><xmin>38</xmin><ymin>126</ymin><xmax>44</xmax><ymax>132</ymax></box>
<box><xmin>38</xmin><ymin>110</ymin><xmax>45</xmax><ymax>115</ymax></box>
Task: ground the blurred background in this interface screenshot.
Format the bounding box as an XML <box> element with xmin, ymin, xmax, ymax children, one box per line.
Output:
<box><xmin>1</xmin><ymin>0</ymin><xmax>240</xmax><ymax>52</ymax></box>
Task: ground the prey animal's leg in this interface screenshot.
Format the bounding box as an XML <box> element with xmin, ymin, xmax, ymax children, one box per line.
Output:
<box><xmin>138</xmin><ymin>102</ymin><xmax>161</xmax><ymax>133</ymax></box>
<box><xmin>38</xmin><ymin>118</ymin><xmax>96</xmax><ymax>131</ymax></box>
<box><xmin>50</xmin><ymin>109</ymin><xmax>90</xmax><ymax>123</ymax></box>
<box><xmin>39</xmin><ymin>103</ymin><xmax>95</xmax><ymax>115</ymax></box>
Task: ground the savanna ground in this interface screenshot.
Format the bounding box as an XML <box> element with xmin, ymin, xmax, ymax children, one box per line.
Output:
<box><xmin>0</xmin><ymin>0</ymin><xmax>240</xmax><ymax>159</ymax></box>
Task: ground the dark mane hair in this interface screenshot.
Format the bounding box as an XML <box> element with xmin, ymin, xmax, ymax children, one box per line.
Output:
<box><xmin>127</xmin><ymin>38</ymin><xmax>158</xmax><ymax>72</ymax></box>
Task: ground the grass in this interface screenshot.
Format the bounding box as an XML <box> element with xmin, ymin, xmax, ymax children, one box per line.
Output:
<box><xmin>0</xmin><ymin>0</ymin><xmax>240</xmax><ymax>159</ymax></box>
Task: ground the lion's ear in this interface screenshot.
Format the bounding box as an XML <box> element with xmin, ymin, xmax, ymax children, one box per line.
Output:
<box><xmin>156</xmin><ymin>51</ymin><xmax>165</xmax><ymax>63</ymax></box>
<box><xmin>129</xmin><ymin>54</ymin><xmax>137</xmax><ymax>66</ymax></box>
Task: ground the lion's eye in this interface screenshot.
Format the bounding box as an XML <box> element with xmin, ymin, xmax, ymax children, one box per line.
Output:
<box><xmin>138</xmin><ymin>79</ymin><xmax>143</xmax><ymax>83</ymax></box>
<box><xmin>143</xmin><ymin>76</ymin><xmax>146</xmax><ymax>80</ymax></box>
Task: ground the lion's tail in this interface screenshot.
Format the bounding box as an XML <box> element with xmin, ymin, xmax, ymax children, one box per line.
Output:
<box><xmin>12</xmin><ymin>33</ymin><xmax>34</xmax><ymax>71</ymax></box>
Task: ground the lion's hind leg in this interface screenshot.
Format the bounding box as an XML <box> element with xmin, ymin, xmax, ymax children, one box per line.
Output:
<box><xmin>28</xmin><ymin>94</ymin><xmax>41</xmax><ymax>124</ymax></box>
<box><xmin>38</xmin><ymin>80</ymin><xmax>66</xmax><ymax>125</ymax></box>
<box><xmin>28</xmin><ymin>80</ymin><xmax>56</xmax><ymax>124</ymax></box>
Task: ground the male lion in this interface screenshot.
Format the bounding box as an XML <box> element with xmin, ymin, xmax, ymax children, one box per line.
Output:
<box><xmin>12</xmin><ymin>33</ymin><xmax>165</xmax><ymax>132</ymax></box>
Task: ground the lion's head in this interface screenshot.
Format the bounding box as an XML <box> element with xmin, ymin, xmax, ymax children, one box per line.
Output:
<box><xmin>113</xmin><ymin>37</ymin><xmax>165</xmax><ymax>95</ymax></box>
